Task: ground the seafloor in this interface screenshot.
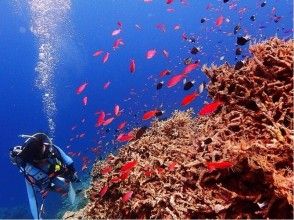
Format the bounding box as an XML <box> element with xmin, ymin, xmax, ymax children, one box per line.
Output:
<box><xmin>63</xmin><ymin>37</ymin><xmax>293</xmax><ymax>219</ymax></box>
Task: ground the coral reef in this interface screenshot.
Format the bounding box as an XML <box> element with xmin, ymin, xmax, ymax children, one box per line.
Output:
<box><xmin>63</xmin><ymin>37</ymin><xmax>293</xmax><ymax>219</ymax></box>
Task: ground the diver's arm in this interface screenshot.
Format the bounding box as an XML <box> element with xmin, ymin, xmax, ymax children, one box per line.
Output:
<box><xmin>25</xmin><ymin>179</ymin><xmax>39</xmax><ymax>219</ymax></box>
<box><xmin>53</xmin><ymin>145</ymin><xmax>73</xmax><ymax>165</ymax></box>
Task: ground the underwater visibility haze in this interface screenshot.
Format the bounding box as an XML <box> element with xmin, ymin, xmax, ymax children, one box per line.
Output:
<box><xmin>0</xmin><ymin>0</ymin><xmax>293</xmax><ymax>219</ymax></box>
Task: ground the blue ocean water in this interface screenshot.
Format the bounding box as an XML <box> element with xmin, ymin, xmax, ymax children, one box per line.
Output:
<box><xmin>0</xmin><ymin>0</ymin><xmax>292</xmax><ymax>218</ymax></box>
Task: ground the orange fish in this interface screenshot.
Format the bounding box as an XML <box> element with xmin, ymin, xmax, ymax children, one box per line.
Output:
<box><xmin>99</xmin><ymin>185</ymin><xmax>108</xmax><ymax>197</ymax></box>
<box><xmin>114</xmin><ymin>104</ymin><xmax>120</xmax><ymax>116</ymax></box>
<box><xmin>110</xmin><ymin>177</ymin><xmax>121</xmax><ymax>183</ymax></box>
<box><xmin>163</xmin><ymin>49</ymin><xmax>169</xmax><ymax>58</ymax></box>
<box><xmin>112</xmin><ymin>28</ymin><xmax>121</xmax><ymax>36</ymax></box>
<box><xmin>167</xmin><ymin>8</ymin><xmax>175</xmax><ymax>13</ymax></box>
<box><xmin>120</xmin><ymin>160</ymin><xmax>137</xmax><ymax>173</ymax></box>
<box><xmin>146</xmin><ymin>49</ymin><xmax>156</xmax><ymax>59</ymax></box>
<box><xmin>117</xmin><ymin>132</ymin><xmax>134</xmax><ymax>142</ymax></box>
<box><xmin>117</xmin><ymin>21</ymin><xmax>123</xmax><ymax>28</ymax></box>
<box><xmin>181</xmin><ymin>92</ymin><xmax>198</xmax><ymax>106</ymax></box>
<box><xmin>168</xmin><ymin>162</ymin><xmax>177</xmax><ymax>171</ymax></box>
<box><xmin>199</xmin><ymin>101</ymin><xmax>223</xmax><ymax>116</ymax></box>
<box><xmin>216</xmin><ymin>16</ymin><xmax>224</xmax><ymax>26</ymax></box>
<box><xmin>130</xmin><ymin>59</ymin><xmax>136</xmax><ymax>73</ymax></box>
<box><xmin>166</xmin><ymin>0</ymin><xmax>173</xmax><ymax>4</ymax></box>
<box><xmin>119</xmin><ymin>170</ymin><xmax>130</xmax><ymax>181</ymax></box>
<box><xmin>142</xmin><ymin>109</ymin><xmax>159</xmax><ymax>120</ymax></box>
<box><xmin>206</xmin><ymin>161</ymin><xmax>233</xmax><ymax>171</ymax></box>
<box><xmin>96</xmin><ymin>111</ymin><xmax>105</xmax><ymax>126</ymax></box>
<box><xmin>182</xmin><ymin>62</ymin><xmax>200</xmax><ymax>75</ymax></box>
<box><xmin>103</xmin><ymin>117</ymin><xmax>114</xmax><ymax>126</ymax></box>
<box><xmin>93</xmin><ymin>50</ymin><xmax>103</xmax><ymax>57</ymax></box>
<box><xmin>174</xmin><ymin>24</ymin><xmax>180</xmax><ymax>30</ymax></box>
<box><xmin>117</xmin><ymin>121</ymin><xmax>127</xmax><ymax>130</ymax></box>
<box><xmin>102</xmin><ymin>52</ymin><xmax>110</xmax><ymax>63</ymax></box>
<box><xmin>122</xmin><ymin>191</ymin><xmax>133</xmax><ymax>202</ymax></box>
<box><xmin>160</xmin><ymin>69</ymin><xmax>171</xmax><ymax>77</ymax></box>
<box><xmin>113</xmin><ymin>38</ymin><xmax>124</xmax><ymax>49</ymax></box>
<box><xmin>167</xmin><ymin>73</ymin><xmax>185</xmax><ymax>88</ymax></box>
<box><xmin>103</xmin><ymin>81</ymin><xmax>111</xmax><ymax>89</ymax></box>
<box><xmin>82</xmin><ymin>96</ymin><xmax>88</xmax><ymax>106</ymax></box>
<box><xmin>76</xmin><ymin>82</ymin><xmax>88</xmax><ymax>95</ymax></box>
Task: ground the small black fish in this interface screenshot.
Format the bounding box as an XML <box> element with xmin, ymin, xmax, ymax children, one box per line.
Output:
<box><xmin>155</xmin><ymin>111</ymin><xmax>164</xmax><ymax>117</ymax></box>
<box><xmin>235</xmin><ymin>60</ymin><xmax>245</xmax><ymax>70</ymax></box>
<box><xmin>250</xmin><ymin>15</ymin><xmax>256</xmax><ymax>21</ymax></box>
<box><xmin>184</xmin><ymin>57</ymin><xmax>193</xmax><ymax>65</ymax></box>
<box><xmin>237</xmin><ymin>36</ymin><xmax>250</xmax><ymax>46</ymax></box>
<box><xmin>235</xmin><ymin>47</ymin><xmax>242</xmax><ymax>55</ymax></box>
<box><xmin>261</xmin><ymin>1</ymin><xmax>266</xmax><ymax>7</ymax></box>
<box><xmin>189</xmin><ymin>37</ymin><xmax>196</xmax><ymax>43</ymax></box>
<box><xmin>156</xmin><ymin>81</ymin><xmax>164</xmax><ymax>90</ymax></box>
<box><xmin>190</xmin><ymin>47</ymin><xmax>200</xmax><ymax>55</ymax></box>
<box><xmin>223</xmin><ymin>0</ymin><xmax>229</xmax><ymax>3</ymax></box>
<box><xmin>234</xmin><ymin>25</ymin><xmax>241</xmax><ymax>35</ymax></box>
<box><xmin>200</xmin><ymin>18</ymin><xmax>207</xmax><ymax>23</ymax></box>
<box><xmin>183</xmin><ymin>80</ymin><xmax>195</xmax><ymax>90</ymax></box>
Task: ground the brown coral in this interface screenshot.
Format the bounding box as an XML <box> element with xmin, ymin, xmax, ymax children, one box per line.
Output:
<box><xmin>63</xmin><ymin>37</ymin><xmax>293</xmax><ymax>219</ymax></box>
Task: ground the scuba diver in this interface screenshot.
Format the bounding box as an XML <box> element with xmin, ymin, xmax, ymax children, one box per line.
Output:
<box><xmin>9</xmin><ymin>133</ymin><xmax>80</xmax><ymax>219</ymax></box>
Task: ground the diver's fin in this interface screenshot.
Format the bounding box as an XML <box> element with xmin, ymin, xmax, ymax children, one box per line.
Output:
<box><xmin>68</xmin><ymin>182</ymin><xmax>76</xmax><ymax>205</ymax></box>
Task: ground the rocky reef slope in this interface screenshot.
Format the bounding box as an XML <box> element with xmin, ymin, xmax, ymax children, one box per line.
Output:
<box><xmin>63</xmin><ymin>37</ymin><xmax>293</xmax><ymax>219</ymax></box>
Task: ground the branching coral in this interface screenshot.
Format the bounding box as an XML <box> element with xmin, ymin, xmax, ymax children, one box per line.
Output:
<box><xmin>63</xmin><ymin>37</ymin><xmax>293</xmax><ymax>219</ymax></box>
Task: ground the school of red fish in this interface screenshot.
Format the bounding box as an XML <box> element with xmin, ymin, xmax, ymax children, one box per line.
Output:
<box><xmin>66</xmin><ymin>0</ymin><xmax>287</xmax><ymax>203</ymax></box>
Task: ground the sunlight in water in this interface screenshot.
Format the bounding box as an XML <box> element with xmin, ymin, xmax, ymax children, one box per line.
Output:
<box><xmin>28</xmin><ymin>0</ymin><xmax>71</xmax><ymax>135</ymax></box>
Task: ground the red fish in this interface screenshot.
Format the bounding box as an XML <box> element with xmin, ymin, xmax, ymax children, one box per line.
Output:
<box><xmin>96</xmin><ymin>111</ymin><xmax>105</xmax><ymax>126</ymax></box>
<box><xmin>103</xmin><ymin>117</ymin><xmax>114</xmax><ymax>126</ymax></box>
<box><xmin>130</xmin><ymin>59</ymin><xmax>136</xmax><ymax>73</ymax></box>
<box><xmin>117</xmin><ymin>121</ymin><xmax>127</xmax><ymax>130</ymax></box>
<box><xmin>82</xmin><ymin>96</ymin><xmax>88</xmax><ymax>106</ymax></box>
<box><xmin>102</xmin><ymin>52</ymin><xmax>110</xmax><ymax>63</ymax></box>
<box><xmin>110</xmin><ymin>177</ymin><xmax>121</xmax><ymax>183</ymax></box>
<box><xmin>199</xmin><ymin>101</ymin><xmax>223</xmax><ymax>116</ymax></box>
<box><xmin>93</xmin><ymin>50</ymin><xmax>103</xmax><ymax>57</ymax></box>
<box><xmin>166</xmin><ymin>0</ymin><xmax>173</xmax><ymax>4</ymax></box>
<box><xmin>182</xmin><ymin>32</ymin><xmax>188</xmax><ymax>40</ymax></box>
<box><xmin>117</xmin><ymin>132</ymin><xmax>134</xmax><ymax>142</ymax></box>
<box><xmin>112</xmin><ymin>28</ymin><xmax>121</xmax><ymax>36</ymax></box>
<box><xmin>216</xmin><ymin>16</ymin><xmax>224</xmax><ymax>26</ymax></box>
<box><xmin>167</xmin><ymin>73</ymin><xmax>185</xmax><ymax>88</ymax></box>
<box><xmin>182</xmin><ymin>62</ymin><xmax>200</xmax><ymax>75</ymax></box>
<box><xmin>168</xmin><ymin>162</ymin><xmax>177</xmax><ymax>171</ymax></box>
<box><xmin>113</xmin><ymin>38</ymin><xmax>124</xmax><ymax>49</ymax></box>
<box><xmin>103</xmin><ymin>81</ymin><xmax>111</xmax><ymax>89</ymax></box>
<box><xmin>142</xmin><ymin>109</ymin><xmax>159</xmax><ymax>120</ymax></box>
<box><xmin>206</xmin><ymin>161</ymin><xmax>233</xmax><ymax>171</ymax></box>
<box><xmin>101</xmin><ymin>166</ymin><xmax>112</xmax><ymax>175</ymax></box>
<box><xmin>160</xmin><ymin>69</ymin><xmax>171</xmax><ymax>77</ymax></box>
<box><xmin>162</xmin><ymin>49</ymin><xmax>169</xmax><ymax>58</ymax></box>
<box><xmin>99</xmin><ymin>185</ymin><xmax>108</xmax><ymax>197</ymax></box>
<box><xmin>117</xmin><ymin>21</ymin><xmax>123</xmax><ymax>28</ymax></box>
<box><xmin>181</xmin><ymin>92</ymin><xmax>198</xmax><ymax>106</ymax></box>
<box><xmin>119</xmin><ymin>170</ymin><xmax>130</xmax><ymax>181</ymax></box>
<box><xmin>76</xmin><ymin>82</ymin><xmax>88</xmax><ymax>95</ymax></box>
<box><xmin>120</xmin><ymin>160</ymin><xmax>137</xmax><ymax>173</ymax></box>
<box><xmin>114</xmin><ymin>104</ymin><xmax>120</xmax><ymax>116</ymax></box>
<box><xmin>174</xmin><ymin>24</ymin><xmax>180</xmax><ymax>30</ymax></box>
<box><xmin>146</xmin><ymin>49</ymin><xmax>156</xmax><ymax>59</ymax></box>
<box><xmin>122</xmin><ymin>191</ymin><xmax>133</xmax><ymax>202</ymax></box>
<box><xmin>156</xmin><ymin>23</ymin><xmax>166</xmax><ymax>32</ymax></box>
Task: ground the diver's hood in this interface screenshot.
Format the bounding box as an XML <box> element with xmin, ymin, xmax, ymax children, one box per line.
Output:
<box><xmin>19</xmin><ymin>133</ymin><xmax>53</xmax><ymax>163</ymax></box>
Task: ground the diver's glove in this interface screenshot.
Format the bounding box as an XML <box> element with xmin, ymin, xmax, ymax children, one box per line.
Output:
<box><xmin>64</xmin><ymin>163</ymin><xmax>80</xmax><ymax>183</ymax></box>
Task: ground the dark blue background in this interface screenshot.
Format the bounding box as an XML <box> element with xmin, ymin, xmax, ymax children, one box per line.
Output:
<box><xmin>0</xmin><ymin>0</ymin><xmax>292</xmax><ymax>218</ymax></box>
